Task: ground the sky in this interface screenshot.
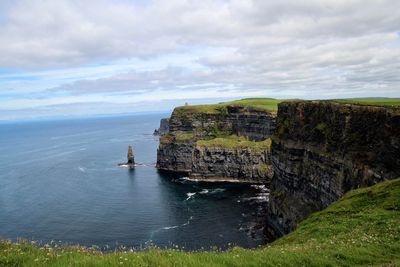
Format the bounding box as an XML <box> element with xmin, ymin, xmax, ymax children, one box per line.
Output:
<box><xmin>0</xmin><ymin>0</ymin><xmax>399</xmax><ymax>121</ymax></box>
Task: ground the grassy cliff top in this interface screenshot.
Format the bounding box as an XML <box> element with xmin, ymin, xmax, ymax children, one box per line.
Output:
<box><xmin>334</xmin><ymin>98</ymin><xmax>400</xmax><ymax>108</ymax></box>
<box><xmin>196</xmin><ymin>136</ymin><xmax>271</xmax><ymax>151</ymax></box>
<box><xmin>173</xmin><ymin>97</ymin><xmax>400</xmax><ymax>116</ymax></box>
<box><xmin>1</xmin><ymin>178</ymin><xmax>399</xmax><ymax>266</ymax></box>
<box><xmin>174</xmin><ymin>98</ymin><xmax>283</xmax><ymax>114</ymax></box>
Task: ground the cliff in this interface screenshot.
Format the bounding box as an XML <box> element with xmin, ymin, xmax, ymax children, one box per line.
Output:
<box><xmin>153</xmin><ymin>118</ymin><xmax>170</xmax><ymax>136</ymax></box>
<box><xmin>191</xmin><ymin>138</ymin><xmax>273</xmax><ymax>183</ymax></box>
<box><xmin>156</xmin><ymin>99</ymin><xmax>280</xmax><ymax>183</ymax></box>
<box><xmin>169</xmin><ymin>105</ymin><xmax>276</xmax><ymax>141</ymax></box>
<box><xmin>268</xmin><ymin>100</ymin><xmax>400</xmax><ymax>235</ymax></box>
<box><xmin>156</xmin><ymin>134</ymin><xmax>194</xmax><ymax>173</ymax></box>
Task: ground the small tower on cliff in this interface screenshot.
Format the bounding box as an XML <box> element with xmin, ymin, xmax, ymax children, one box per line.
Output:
<box><xmin>127</xmin><ymin>145</ymin><xmax>135</xmax><ymax>165</ymax></box>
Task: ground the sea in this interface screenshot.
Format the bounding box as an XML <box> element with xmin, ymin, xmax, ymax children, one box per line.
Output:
<box><xmin>0</xmin><ymin>114</ymin><xmax>268</xmax><ymax>250</ymax></box>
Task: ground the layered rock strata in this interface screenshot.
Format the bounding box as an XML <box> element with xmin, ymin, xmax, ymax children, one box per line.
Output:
<box><xmin>153</xmin><ymin>118</ymin><xmax>170</xmax><ymax>136</ymax></box>
<box><xmin>191</xmin><ymin>144</ymin><xmax>272</xmax><ymax>183</ymax></box>
<box><xmin>156</xmin><ymin>105</ymin><xmax>276</xmax><ymax>183</ymax></box>
<box><xmin>267</xmin><ymin>101</ymin><xmax>400</xmax><ymax>236</ymax></box>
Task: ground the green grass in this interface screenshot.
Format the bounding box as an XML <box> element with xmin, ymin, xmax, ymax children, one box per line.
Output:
<box><xmin>174</xmin><ymin>132</ymin><xmax>194</xmax><ymax>142</ymax></box>
<box><xmin>196</xmin><ymin>136</ymin><xmax>271</xmax><ymax>151</ymax></box>
<box><xmin>160</xmin><ymin>132</ymin><xmax>194</xmax><ymax>143</ymax></box>
<box><xmin>2</xmin><ymin>178</ymin><xmax>399</xmax><ymax>266</ymax></box>
<box><xmin>175</xmin><ymin>98</ymin><xmax>284</xmax><ymax>114</ymax></box>
<box><xmin>335</xmin><ymin>98</ymin><xmax>400</xmax><ymax>108</ymax></box>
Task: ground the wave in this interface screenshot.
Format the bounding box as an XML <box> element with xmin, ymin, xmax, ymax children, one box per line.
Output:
<box><xmin>208</xmin><ymin>188</ymin><xmax>226</xmax><ymax>194</ymax></box>
<box><xmin>161</xmin><ymin>216</ymin><xmax>194</xmax><ymax>230</ymax></box>
<box><xmin>185</xmin><ymin>192</ymin><xmax>196</xmax><ymax>201</ymax></box>
<box><xmin>78</xmin><ymin>166</ymin><xmax>86</xmax><ymax>172</ymax></box>
<box><xmin>185</xmin><ymin>188</ymin><xmax>226</xmax><ymax>201</ymax></box>
<box><xmin>199</xmin><ymin>188</ymin><xmax>225</xmax><ymax>195</ymax></box>
<box><xmin>149</xmin><ymin>216</ymin><xmax>194</xmax><ymax>241</ymax></box>
<box><xmin>162</xmin><ymin>225</ymin><xmax>179</xmax><ymax>230</ymax></box>
<box><xmin>250</xmin><ymin>184</ymin><xmax>269</xmax><ymax>192</ymax></box>
<box><xmin>199</xmin><ymin>189</ymin><xmax>209</xmax><ymax>194</ymax></box>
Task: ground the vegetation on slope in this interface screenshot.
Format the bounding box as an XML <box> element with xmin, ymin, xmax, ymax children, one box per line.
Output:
<box><xmin>1</xmin><ymin>178</ymin><xmax>399</xmax><ymax>266</ymax></box>
<box><xmin>174</xmin><ymin>98</ymin><xmax>283</xmax><ymax>114</ymax></box>
<box><xmin>196</xmin><ymin>136</ymin><xmax>271</xmax><ymax>151</ymax></box>
<box><xmin>160</xmin><ymin>132</ymin><xmax>195</xmax><ymax>143</ymax></box>
<box><xmin>335</xmin><ymin>97</ymin><xmax>400</xmax><ymax>108</ymax></box>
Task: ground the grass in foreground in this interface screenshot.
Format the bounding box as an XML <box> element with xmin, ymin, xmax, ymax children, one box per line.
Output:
<box><xmin>175</xmin><ymin>98</ymin><xmax>284</xmax><ymax>114</ymax></box>
<box><xmin>196</xmin><ymin>136</ymin><xmax>271</xmax><ymax>151</ymax></box>
<box><xmin>335</xmin><ymin>97</ymin><xmax>400</xmax><ymax>108</ymax></box>
<box><xmin>1</xmin><ymin>178</ymin><xmax>399</xmax><ymax>266</ymax></box>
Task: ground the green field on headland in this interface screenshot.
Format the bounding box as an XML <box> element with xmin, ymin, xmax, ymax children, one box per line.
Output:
<box><xmin>1</xmin><ymin>178</ymin><xmax>399</xmax><ymax>266</ymax></box>
<box><xmin>174</xmin><ymin>98</ymin><xmax>284</xmax><ymax>114</ymax></box>
<box><xmin>174</xmin><ymin>97</ymin><xmax>400</xmax><ymax>116</ymax></box>
<box><xmin>335</xmin><ymin>98</ymin><xmax>400</xmax><ymax>108</ymax></box>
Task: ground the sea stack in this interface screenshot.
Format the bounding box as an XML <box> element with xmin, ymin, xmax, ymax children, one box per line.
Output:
<box><xmin>127</xmin><ymin>145</ymin><xmax>135</xmax><ymax>165</ymax></box>
<box><xmin>119</xmin><ymin>145</ymin><xmax>135</xmax><ymax>168</ymax></box>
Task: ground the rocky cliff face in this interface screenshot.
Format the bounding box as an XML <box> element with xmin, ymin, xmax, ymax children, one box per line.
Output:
<box><xmin>191</xmin><ymin>144</ymin><xmax>273</xmax><ymax>183</ymax></box>
<box><xmin>156</xmin><ymin>105</ymin><xmax>276</xmax><ymax>183</ymax></box>
<box><xmin>169</xmin><ymin>106</ymin><xmax>276</xmax><ymax>141</ymax></box>
<box><xmin>156</xmin><ymin>137</ymin><xmax>194</xmax><ymax>173</ymax></box>
<box><xmin>267</xmin><ymin>101</ymin><xmax>400</xmax><ymax>236</ymax></box>
<box><xmin>153</xmin><ymin>118</ymin><xmax>170</xmax><ymax>136</ymax></box>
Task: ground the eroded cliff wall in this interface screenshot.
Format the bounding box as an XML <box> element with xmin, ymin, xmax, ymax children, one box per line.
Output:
<box><xmin>156</xmin><ymin>104</ymin><xmax>276</xmax><ymax>183</ymax></box>
<box><xmin>156</xmin><ymin>136</ymin><xmax>194</xmax><ymax>173</ymax></box>
<box><xmin>191</xmin><ymin>143</ymin><xmax>273</xmax><ymax>183</ymax></box>
<box><xmin>169</xmin><ymin>106</ymin><xmax>276</xmax><ymax>141</ymax></box>
<box><xmin>268</xmin><ymin>101</ymin><xmax>400</xmax><ymax>235</ymax></box>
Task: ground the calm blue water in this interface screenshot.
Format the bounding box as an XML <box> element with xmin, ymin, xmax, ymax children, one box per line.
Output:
<box><xmin>0</xmin><ymin>114</ymin><xmax>267</xmax><ymax>250</ymax></box>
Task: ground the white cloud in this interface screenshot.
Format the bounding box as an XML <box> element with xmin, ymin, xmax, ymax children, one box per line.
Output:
<box><xmin>0</xmin><ymin>0</ymin><xmax>399</xmax><ymax>119</ymax></box>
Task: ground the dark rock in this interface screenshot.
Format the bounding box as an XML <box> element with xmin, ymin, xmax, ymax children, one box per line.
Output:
<box><xmin>153</xmin><ymin>118</ymin><xmax>170</xmax><ymax>136</ymax></box>
<box><xmin>156</xmin><ymin>137</ymin><xmax>194</xmax><ymax>173</ymax></box>
<box><xmin>156</xmin><ymin>106</ymin><xmax>277</xmax><ymax>183</ymax></box>
<box><xmin>191</xmin><ymin>145</ymin><xmax>272</xmax><ymax>184</ymax></box>
<box><xmin>168</xmin><ymin>106</ymin><xmax>276</xmax><ymax>141</ymax></box>
<box><xmin>119</xmin><ymin>145</ymin><xmax>135</xmax><ymax>168</ymax></box>
<box><xmin>267</xmin><ymin>101</ymin><xmax>400</xmax><ymax>236</ymax></box>
<box><xmin>127</xmin><ymin>145</ymin><xmax>135</xmax><ymax>165</ymax></box>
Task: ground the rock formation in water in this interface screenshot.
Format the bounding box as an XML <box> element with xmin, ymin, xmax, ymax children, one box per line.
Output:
<box><xmin>127</xmin><ymin>145</ymin><xmax>135</xmax><ymax>165</ymax></box>
<box><xmin>156</xmin><ymin>103</ymin><xmax>277</xmax><ymax>183</ymax></box>
<box><xmin>153</xmin><ymin>118</ymin><xmax>170</xmax><ymax>136</ymax></box>
<box><xmin>267</xmin><ymin>101</ymin><xmax>400</xmax><ymax>237</ymax></box>
<box><xmin>119</xmin><ymin>145</ymin><xmax>135</xmax><ymax>168</ymax></box>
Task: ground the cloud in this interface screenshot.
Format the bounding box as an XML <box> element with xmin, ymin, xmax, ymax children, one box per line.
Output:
<box><xmin>0</xmin><ymin>0</ymin><xmax>399</xmax><ymax>120</ymax></box>
<box><xmin>1</xmin><ymin>0</ymin><xmax>399</xmax><ymax>68</ymax></box>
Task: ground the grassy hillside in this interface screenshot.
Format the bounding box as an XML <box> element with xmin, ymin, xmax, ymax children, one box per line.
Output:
<box><xmin>335</xmin><ymin>98</ymin><xmax>400</xmax><ymax>108</ymax></box>
<box><xmin>1</xmin><ymin>178</ymin><xmax>399</xmax><ymax>266</ymax></box>
<box><xmin>174</xmin><ymin>98</ymin><xmax>284</xmax><ymax>114</ymax></box>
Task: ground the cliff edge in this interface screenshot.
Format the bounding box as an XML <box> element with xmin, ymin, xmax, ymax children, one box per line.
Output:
<box><xmin>268</xmin><ymin>100</ymin><xmax>400</xmax><ymax>236</ymax></box>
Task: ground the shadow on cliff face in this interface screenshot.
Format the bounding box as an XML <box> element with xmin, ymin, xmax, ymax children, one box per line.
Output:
<box><xmin>157</xmin><ymin>169</ymin><xmax>188</xmax><ymax>180</ymax></box>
